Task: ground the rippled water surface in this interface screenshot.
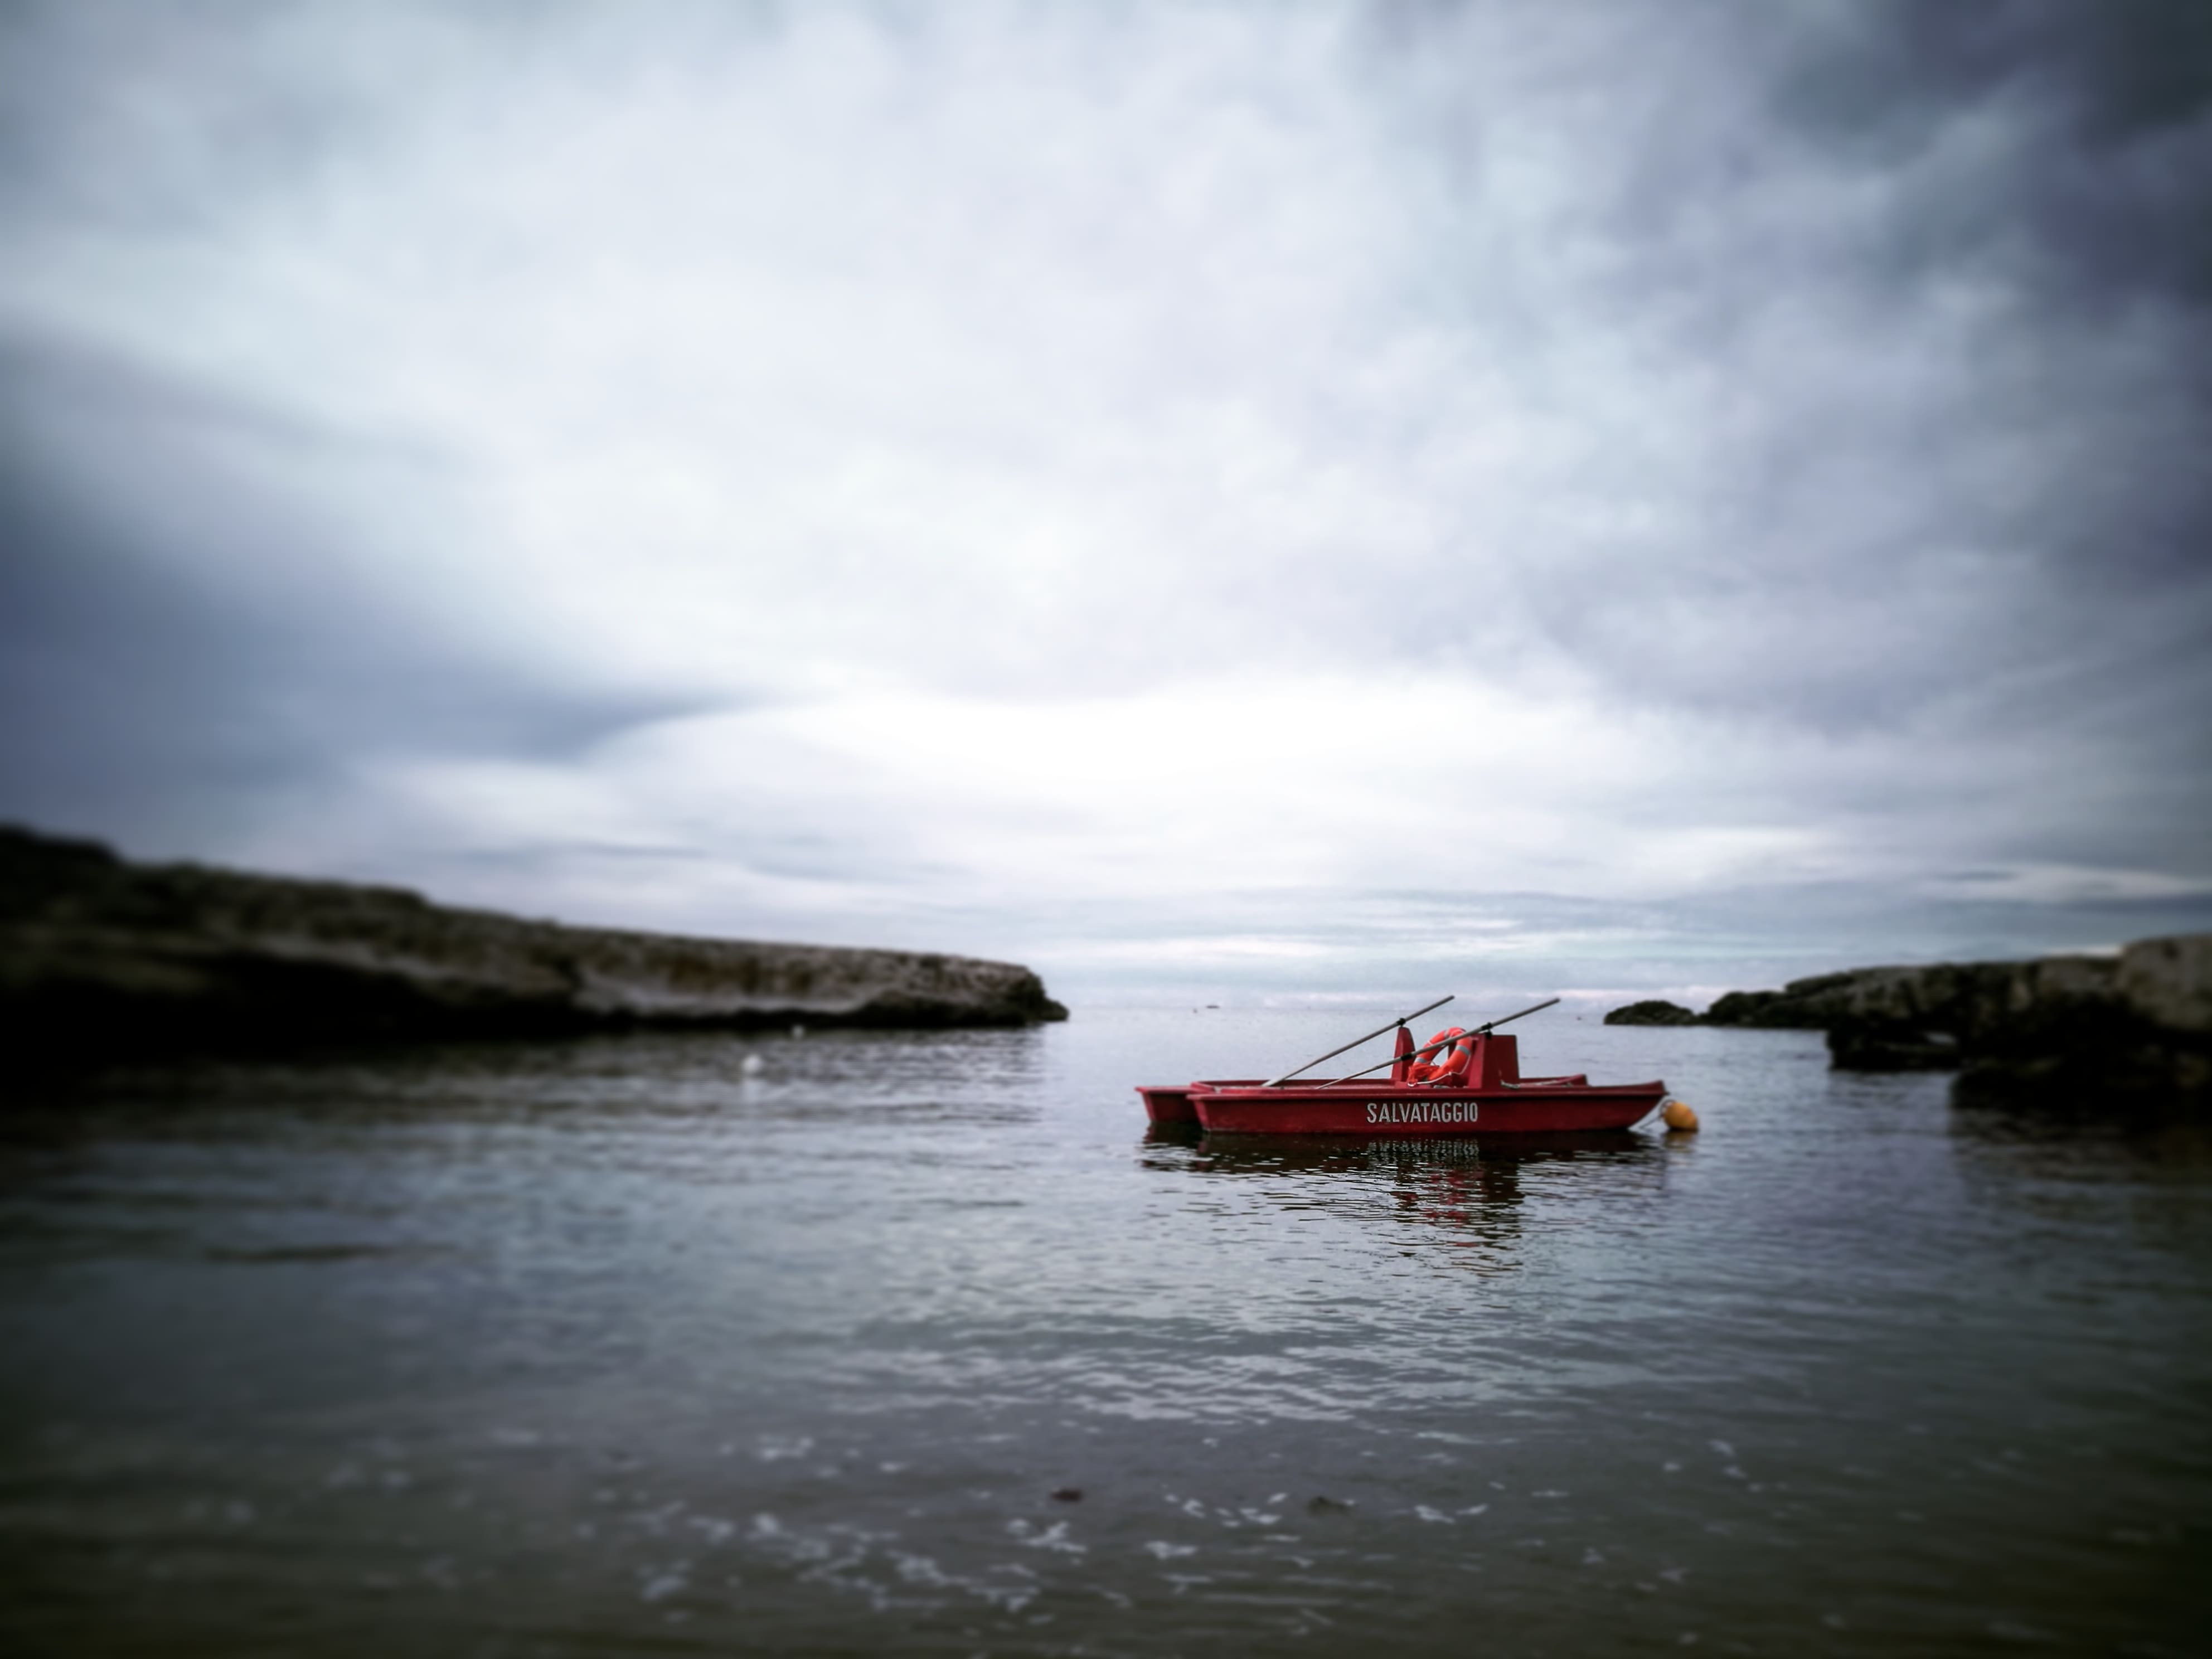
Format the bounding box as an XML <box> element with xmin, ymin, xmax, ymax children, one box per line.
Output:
<box><xmin>3</xmin><ymin>1010</ymin><xmax>2208</xmax><ymax>1655</ymax></box>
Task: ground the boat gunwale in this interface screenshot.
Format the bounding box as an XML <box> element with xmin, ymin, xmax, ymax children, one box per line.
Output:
<box><xmin>1189</xmin><ymin>1080</ymin><xmax>1667</xmax><ymax>1100</ymax></box>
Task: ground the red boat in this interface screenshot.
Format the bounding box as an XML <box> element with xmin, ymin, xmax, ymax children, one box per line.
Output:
<box><xmin>1137</xmin><ymin>999</ymin><xmax>1668</xmax><ymax>1136</ymax></box>
<box><xmin>1137</xmin><ymin>1083</ymin><xmax>1231</xmax><ymax>1125</ymax></box>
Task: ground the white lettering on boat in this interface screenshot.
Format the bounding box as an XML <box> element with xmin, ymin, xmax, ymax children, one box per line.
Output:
<box><xmin>1364</xmin><ymin>1101</ymin><xmax>1479</xmax><ymax>1125</ymax></box>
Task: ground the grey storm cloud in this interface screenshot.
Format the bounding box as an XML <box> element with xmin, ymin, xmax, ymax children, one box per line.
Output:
<box><xmin>0</xmin><ymin>334</ymin><xmax>709</xmax><ymax>845</ymax></box>
<box><xmin>1374</xmin><ymin>2</ymin><xmax>2212</xmax><ymax>680</ymax></box>
<box><xmin>1779</xmin><ymin>1</ymin><xmax>2212</xmax><ymax>307</ymax></box>
<box><xmin>0</xmin><ymin>0</ymin><xmax>2206</xmax><ymax>998</ymax></box>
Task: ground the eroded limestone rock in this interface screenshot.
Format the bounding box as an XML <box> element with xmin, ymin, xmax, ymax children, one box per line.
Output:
<box><xmin>1602</xmin><ymin>1000</ymin><xmax>1699</xmax><ymax>1026</ymax></box>
<box><xmin>1626</xmin><ymin>935</ymin><xmax>2209</xmax><ymax>1106</ymax></box>
<box><xmin>0</xmin><ymin>826</ymin><xmax>1068</xmax><ymax>1060</ymax></box>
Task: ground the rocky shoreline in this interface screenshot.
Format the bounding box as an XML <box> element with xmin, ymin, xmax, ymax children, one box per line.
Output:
<box><xmin>0</xmin><ymin>826</ymin><xmax>1068</xmax><ymax>1061</ymax></box>
<box><xmin>1605</xmin><ymin>934</ymin><xmax>2212</xmax><ymax>1106</ymax></box>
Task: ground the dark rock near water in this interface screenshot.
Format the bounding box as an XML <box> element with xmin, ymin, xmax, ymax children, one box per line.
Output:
<box><xmin>1685</xmin><ymin>937</ymin><xmax>2209</xmax><ymax>1106</ymax></box>
<box><xmin>0</xmin><ymin>825</ymin><xmax>1068</xmax><ymax>1061</ymax></box>
<box><xmin>1603</xmin><ymin>971</ymin><xmax>1862</xmax><ymax>1031</ymax></box>
<box><xmin>1824</xmin><ymin>1025</ymin><xmax>1962</xmax><ymax>1071</ymax></box>
<box><xmin>1702</xmin><ymin>972</ymin><xmax>1860</xmax><ymax>1028</ymax></box>
<box><xmin>1602</xmin><ymin>934</ymin><xmax>2210</xmax><ymax>1105</ymax></box>
<box><xmin>1603</xmin><ymin>999</ymin><xmax>1699</xmax><ymax>1026</ymax></box>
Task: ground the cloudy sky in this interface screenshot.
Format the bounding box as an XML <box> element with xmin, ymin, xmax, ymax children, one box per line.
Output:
<box><xmin>2</xmin><ymin>0</ymin><xmax>2208</xmax><ymax>1006</ymax></box>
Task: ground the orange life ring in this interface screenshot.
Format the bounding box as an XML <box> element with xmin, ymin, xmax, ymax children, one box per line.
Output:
<box><xmin>1412</xmin><ymin>1026</ymin><xmax>1471</xmax><ymax>1085</ymax></box>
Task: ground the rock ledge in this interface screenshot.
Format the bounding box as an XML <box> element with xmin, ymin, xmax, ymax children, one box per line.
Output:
<box><xmin>0</xmin><ymin>826</ymin><xmax>1068</xmax><ymax>1059</ymax></box>
<box><xmin>1602</xmin><ymin>999</ymin><xmax>1699</xmax><ymax>1027</ymax></box>
<box><xmin>1603</xmin><ymin>934</ymin><xmax>2211</xmax><ymax>1106</ymax></box>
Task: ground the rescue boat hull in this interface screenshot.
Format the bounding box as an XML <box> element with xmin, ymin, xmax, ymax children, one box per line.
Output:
<box><xmin>1136</xmin><ymin>1080</ymin><xmax>1270</xmax><ymax>1124</ymax></box>
<box><xmin>1187</xmin><ymin>1081</ymin><xmax>1665</xmax><ymax>1136</ymax></box>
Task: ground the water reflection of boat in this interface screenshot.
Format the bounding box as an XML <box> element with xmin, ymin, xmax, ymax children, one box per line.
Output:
<box><xmin>1144</xmin><ymin>1127</ymin><xmax>1655</xmax><ymax>1169</ymax></box>
<box><xmin>1140</xmin><ymin>1127</ymin><xmax>1663</xmax><ymax>1258</ymax></box>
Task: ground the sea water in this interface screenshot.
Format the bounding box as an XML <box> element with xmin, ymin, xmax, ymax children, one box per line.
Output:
<box><xmin>2</xmin><ymin>1011</ymin><xmax>2206</xmax><ymax>1655</ymax></box>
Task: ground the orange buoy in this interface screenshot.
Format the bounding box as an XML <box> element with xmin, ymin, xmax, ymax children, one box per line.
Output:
<box><xmin>1661</xmin><ymin>1099</ymin><xmax>1700</xmax><ymax>1133</ymax></box>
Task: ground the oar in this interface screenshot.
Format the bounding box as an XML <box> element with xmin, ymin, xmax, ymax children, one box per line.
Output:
<box><xmin>1263</xmin><ymin>995</ymin><xmax>1456</xmax><ymax>1088</ymax></box>
<box><xmin>1324</xmin><ymin>997</ymin><xmax>1563</xmax><ymax>1086</ymax></box>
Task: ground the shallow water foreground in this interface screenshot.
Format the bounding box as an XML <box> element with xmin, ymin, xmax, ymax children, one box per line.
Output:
<box><xmin>2</xmin><ymin>1010</ymin><xmax>2207</xmax><ymax>1655</ymax></box>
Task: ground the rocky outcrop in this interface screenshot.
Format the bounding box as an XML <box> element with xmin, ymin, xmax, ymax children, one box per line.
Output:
<box><xmin>1929</xmin><ymin>939</ymin><xmax>2210</xmax><ymax>1108</ymax></box>
<box><xmin>1700</xmin><ymin>972</ymin><xmax>1861</xmax><ymax>1028</ymax></box>
<box><xmin>0</xmin><ymin>826</ymin><xmax>1068</xmax><ymax>1059</ymax></box>
<box><xmin>1701</xmin><ymin>939</ymin><xmax>2207</xmax><ymax>1105</ymax></box>
<box><xmin>2120</xmin><ymin>933</ymin><xmax>2212</xmax><ymax>1034</ymax></box>
<box><xmin>1603</xmin><ymin>971</ymin><xmax>1877</xmax><ymax>1031</ymax></box>
<box><xmin>1600</xmin><ymin>937</ymin><xmax>2211</xmax><ymax>1105</ymax></box>
<box><xmin>1602</xmin><ymin>999</ymin><xmax>1699</xmax><ymax>1026</ymax></box>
